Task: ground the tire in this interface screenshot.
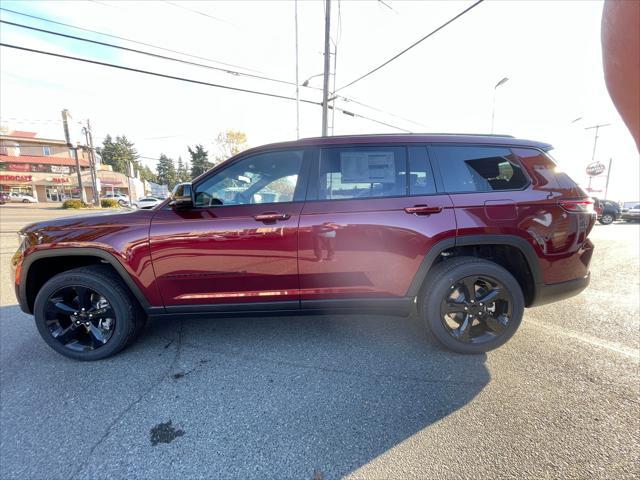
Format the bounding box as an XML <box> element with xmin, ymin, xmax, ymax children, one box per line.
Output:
<box><xmin>420</xmin><ymin>256</ymin><xmax>525</xmax><ymax>354</ymax></box>
<box><xmin>22</xmin><ymin>199</ymin><xmax>29</xmax><ymax>203</ymax></box>
<box><xmin>33</xmin><ymin>265</ymin><xmax>146</xmax><ymax>360</ymax></box>
<box><xmin>599</xmin><ymin>213</ymin><xmax>614</xmax><ymax>225</ymax></box>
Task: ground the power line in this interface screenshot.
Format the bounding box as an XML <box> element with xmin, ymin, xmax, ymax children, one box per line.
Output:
<box><xmin>0</xmin><ymin>42</ymin><xmax>411</xmax><ymax>132</ymax></box>
<box><xmin>1</xmin><ymin>19</ymin><xmax>302</xmax><ymax>88</ymax></box>
<box><xmin>0</xmin><ymin>6</ymin><xmax>258</xmax><ymax>72</ymax></box>
<box><xmin>0</xmin><ymin>7</ymin><xmax>427</xmax><ymax>126</ymax></box>
<box><xmin>163</xmin><ymin>1</ymin><xmax>236</xmax><ymax>27</ymax></box>
<box><xmin>336</xmin><ymin>0</ymin><xmax>484</xmax><ymax>92</ymax></box>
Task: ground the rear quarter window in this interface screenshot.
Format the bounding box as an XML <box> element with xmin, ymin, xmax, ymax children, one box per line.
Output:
<box><xmin>432</xmin><ymin>145</ymin><xmax>529</xmax><ymax>193</ymax></box>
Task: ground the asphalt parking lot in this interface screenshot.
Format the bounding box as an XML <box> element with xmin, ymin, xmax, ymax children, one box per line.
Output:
<box><xmin>0</xmin><ymin>204</ymin><xmax>638</xmax><ymax>479</ymax></box>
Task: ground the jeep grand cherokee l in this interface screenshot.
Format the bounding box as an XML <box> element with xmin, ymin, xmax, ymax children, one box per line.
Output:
<box><xmin>12</xmin><ymin>134</ymin><xmax>595</xmax><ymax>360</ymax></box>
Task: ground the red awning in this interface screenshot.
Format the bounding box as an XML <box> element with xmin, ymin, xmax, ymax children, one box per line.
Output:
<box><xmin>0</xmin><ymin>154</ymin><xmax>89</xmax><ymax>167</ymax></box>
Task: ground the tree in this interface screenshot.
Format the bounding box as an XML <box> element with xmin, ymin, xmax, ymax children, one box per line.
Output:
<box><xmin>188</xmin><ymin>144</ymin><xmax>211</xmax><ymax>178</ymax></box>
<box><xmin>176</xmin><ymin>156</ymin><xmax>191</xmax><ymax>183</ymax></box>
<box><xmin>138</xmin><ymin>164</ymin><xmax>157</xmax><ymax>183</ymax></box>
<box><xmin>97</xmin><ymin>135</ymin><xmax>139</xmax><ymax>175</ymax></box>
<box><xmin>156</xmin><ymin>154</ymin><xmax>178</xmax><ymax>189</ymax></box>
<box><xmin>214</xmin><ymin>130</ymin><xmax>248</xmax><ymax>165</ymax></box>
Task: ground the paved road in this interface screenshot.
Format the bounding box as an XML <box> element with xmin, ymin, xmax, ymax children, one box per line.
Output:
<box><xmin>1</xmin><ymin>205</ymin><xmax>638</xmax><ymax>479</ymax></box>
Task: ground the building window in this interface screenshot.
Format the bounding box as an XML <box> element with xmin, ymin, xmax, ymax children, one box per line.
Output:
<box><xmin>42</xmin><ymin>146</ymin><xmax>51</xmax><ymax>156</ymax></box>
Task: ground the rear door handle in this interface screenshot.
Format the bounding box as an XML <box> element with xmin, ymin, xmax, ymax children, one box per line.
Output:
<box><xmin>404</xmin><ymin>205</ymin><xmax>443</xmax><ymax>215</ymax></box>
<box><xmin>253</xmin><ymin>212</ymin><xmax>291</xmax><ymax>223</ymax></box>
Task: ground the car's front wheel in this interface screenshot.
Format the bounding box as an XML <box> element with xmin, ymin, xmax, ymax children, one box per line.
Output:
<box><xmin>33</xmin><ymin>265</ymin><xmax>146</xmax><ymax>360</ymax></box>
<box><xmin>420</xmin><ymin>257</ymin><xmax>524</xmax><ymax>354</ymax></box>
<box><xmin>599</xmin><ymin>213</ymin><xmax>615</xmax><ymax>225</ymax></box>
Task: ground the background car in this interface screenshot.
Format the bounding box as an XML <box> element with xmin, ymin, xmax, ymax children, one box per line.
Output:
<box><xmin>592</xmin><ymin>198</ymin><xmax>621</xmax><ymax>225</ymax></box>
<box><xmin>103</xmin><ymin>193</ymin><xmax>130</xmax><ymax>206</ymax></box>
<box><xmin>132</xmin><ymin>197</ymin><xmax>162</xmax><ymax>209</ymax></box>
<box><xmin>621</xmin><ymin>203</ymin><xmax>640</xmax><ymax>221</ymax></box>
<box><xmin>8</xmin><ymin>192</ymin><xmax>38</xmax><ymax>203</ymax></box>
<box><xmin>0</xmin><ymin>192</ymin><xmax>8</xmax><ymax>205</ymax></box>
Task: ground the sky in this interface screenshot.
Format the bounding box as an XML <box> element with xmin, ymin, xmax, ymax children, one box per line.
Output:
<box><xmin>0</xmin><ymin>0</ymin><xmax>638</xmax><ymax>200</ymax></box>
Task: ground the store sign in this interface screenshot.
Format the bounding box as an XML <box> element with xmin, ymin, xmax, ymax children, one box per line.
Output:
<box><xmin>51</xmin><ymin>165</ymin><xmax>71</xmax><ymax>174</ymax></box>
<box><xmin>0</xmin><ymin>174</ymin><xmax>32</xmax><ymax>182</ymax></box>
<box><xmin>7</xmin><ymin>164</ymin><xmax>31</xmax><ymax>172</ymax></box>
<box><xmin>52</xmin><ymin>177</ymin><xmax>69</xmax><ymax>183</ymax></box>
<box><xmin>586</xmin><ymin>161</ymin><xmax>606</xmax><ymax>176</ymax></box>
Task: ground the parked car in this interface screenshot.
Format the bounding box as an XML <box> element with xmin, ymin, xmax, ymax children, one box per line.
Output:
<box><xmin>12</xmin><ymin>134</ymin><xmax>596</xmax><ymax>360</ymax></box>
<box><xmin>621</xmin><ymin>203</ymin><xmax>640</xmax><ymax>221</ymax></box>
<box><xmin>592</xmin><ymin>197</ymin><xmax>620</xmax><ymax>225</ymax></box>
<box><xmin>8</xmin><ymin>192</ymin><xmax>38</xmax><ymax>203</ymax></box>
<box><xmin>103</xmin><ymin>193</ymin><xmax>130</xmax><ymax>206</ymax></box>
<box><xmin>0</xmin><ymin>192</ymin><xmax>8</xmax><ymax>205</ymax></box>
<box><xmin>132</xmin><ymin>197</ymin><xmax>163</xmax><ymax>209</ymax></box>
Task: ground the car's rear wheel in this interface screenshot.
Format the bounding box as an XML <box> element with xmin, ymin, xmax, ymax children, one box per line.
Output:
<box><xmin>599</xmin><ymin>213</ymin><xmax>614</xmax><ymax>225</ymax></box>
<box><xmin>33</xmin><ymin>265</ymin><xmax>146</xmax><ymax>360</ymax></box>
<box><xmin>22</xmin><ymin>199</ymin><xmax>29</xmax><ymax>203</ymax></box>
<box><xmin>420</xmin><ymin>257</ymin><xmax>524</xmax><ymax>354</ymax></box>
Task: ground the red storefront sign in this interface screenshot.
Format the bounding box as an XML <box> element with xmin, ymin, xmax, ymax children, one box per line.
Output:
<box><xmin>0</xmin><ymin>174</ymin><xmax>33</xmax><ymax>182</ymax></box>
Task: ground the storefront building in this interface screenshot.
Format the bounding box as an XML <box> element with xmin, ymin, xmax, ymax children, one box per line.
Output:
<box><xmin>0</xmin><ymin>130</ymin><xmax>136</xmax><ymax>202</ymax></box>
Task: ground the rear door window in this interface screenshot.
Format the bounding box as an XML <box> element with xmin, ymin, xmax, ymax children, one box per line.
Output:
<box><xmin>318</xmin><ymin>146</ymin><xmax>407</xmax><ymax>200</ymax></box>
<box><xmin>432</xmin><ymin>145</ymin><xmax>529</xmax><ymax>192</ymax></box>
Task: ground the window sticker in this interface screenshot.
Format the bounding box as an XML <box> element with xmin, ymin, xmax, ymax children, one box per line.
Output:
<box><xmin>340</xmin><ymin>152</ymin><xmax>395</xmax><ymax>184</ymax></box>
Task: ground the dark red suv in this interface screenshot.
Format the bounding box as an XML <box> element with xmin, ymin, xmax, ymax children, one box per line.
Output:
<box><xmin>12</xmin><ymin>134</ymin><xmax>595</xmax><ymax>360</ymax></box>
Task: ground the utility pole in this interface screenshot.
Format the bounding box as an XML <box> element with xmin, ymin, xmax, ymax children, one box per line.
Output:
<box><xmin>62</xmin><ymin>109</ymin><xmax>87</xmax><ymax>203</ymax></box>
<box><xmin>83</xmin><ymin>119</ymin><xmax>100</xmax><ymax>206</ymax></box>
<box><xmin>604</xmin><ymin>158</ymin><xmax>613</xmax><ymax>200</ymax></box>
<box><xmin>294</xmin><ymin>0</ymin><xmax>300</xmax><ymax>139</ymax></box>
<box><xmin>321</xmin><ymin>0</ymin><xmax>331</xmax><ymax>137</ymax></box>
<box><xmin>585</xmin><ymin>123</ymin><xmax>611</xmax><ymax>192</ymax></box>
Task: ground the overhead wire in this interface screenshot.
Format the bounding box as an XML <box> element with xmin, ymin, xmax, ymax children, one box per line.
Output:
<box><xmin>0</xmin><ymin>6</ymin><xmax>258</xmax><ymax>72</ymax></box>
<box><xmin>335</xmin><ymin>0</ymin><xmax>484</xmax><ymax>92</ymax></box>
<box><xmin>0</xmin><ymin>42</ymin><xmax>412</xmax><ymax>132</ymax></box>
<box><xmin>0</xmin><ymin>7</ymin><xmax>426</xmax><ymax>127</ymax></box>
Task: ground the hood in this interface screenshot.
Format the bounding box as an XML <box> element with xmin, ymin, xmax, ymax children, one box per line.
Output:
<box><xmin>20</xmin><ymin>208</ymin><xmax>155</xmax><ymax>235</ymax></box>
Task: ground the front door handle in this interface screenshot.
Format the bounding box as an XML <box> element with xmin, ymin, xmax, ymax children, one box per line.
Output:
<box><xmin>404</xmin><ymin>205</ymin><xmax>443</xmax><ymax>215</ymax></box>
<box><xmin>253</xmin><ymin>212</ymin><xmax>291</xmax><ymax>223</ymax></box>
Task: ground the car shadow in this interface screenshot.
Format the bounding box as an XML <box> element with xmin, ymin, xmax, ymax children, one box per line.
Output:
<box><xmin>0</xmin><ymin>304</ymin><xmax>490</xmax><ymax>479</ymax></box>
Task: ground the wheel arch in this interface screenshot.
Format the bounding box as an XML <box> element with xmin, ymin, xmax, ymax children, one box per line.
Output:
<box><xmin>20</xmin><ymin>248</ymin><xmax>152</xmax><ymax>314</ymax></box>
<box><xmin>407</xmin><ymin>235</ymin><xmax>542</xmax><ymax>308</ymax></box>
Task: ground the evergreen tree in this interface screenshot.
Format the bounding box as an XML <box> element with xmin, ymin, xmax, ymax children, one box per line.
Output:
<box><xmin>156</xmin><ymin>154</ymin><xmax>178</xmax><ymax>188</ymax></box>
<box><xmin>138</xmin><ymin>165</ymin><xmax>157</xmax><ymax>183</ymax></box>
<box><xmin>176</xmin><ymin>156</ymin><xmax>190</xmax><ymax>183</ymax></box>
<box><xmin>188</xmin><ymin>144</ymin><xmax>211</xmax><ymax>178</ymax></box>
<box><xmin>97</xmin><ymin>135</ymin><xmax>138</xmax><ymax>175</ymax></box>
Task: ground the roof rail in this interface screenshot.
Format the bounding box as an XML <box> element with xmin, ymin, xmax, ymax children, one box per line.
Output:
<box><xmin>299</xmin><ymin>132</ymin><xmax>515</xmax><ymax>141</ymax></box>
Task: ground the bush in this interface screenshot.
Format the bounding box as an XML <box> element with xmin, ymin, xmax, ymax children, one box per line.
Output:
<box><xmin>101</xmin><ymin>198</ymin><xmax>121</xmax><ymax>208</ymax></box>
<box><xmin>62</xmin><ymin>199</ymin><xmax>87</xmax><ymax>209</ymax></box>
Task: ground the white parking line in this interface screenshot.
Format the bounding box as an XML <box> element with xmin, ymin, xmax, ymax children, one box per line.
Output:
<box><xmin>527</xmin><ymin>320</ymin><xmax>640</xmax><ymax>361</ymax></box>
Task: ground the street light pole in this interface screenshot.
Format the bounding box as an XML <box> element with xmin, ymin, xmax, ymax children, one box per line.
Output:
<box><xmin>61</xmin><ymin>109</ymin><xmax>87</xmax><ymax>204</ymax></box>
<box><xmin>294</xmin><ymin>0</ymin><xmax>300</xmax><ymax>139</ymax></box>
<box><xmin>490</xmin><ymin>77</ymin><xmax>509</xmax><ymax>134</ymax></box>
<box><xmin>321</xmin><ymin>0</ymin><xmax>331</xmax><ymax>137</ymax></box>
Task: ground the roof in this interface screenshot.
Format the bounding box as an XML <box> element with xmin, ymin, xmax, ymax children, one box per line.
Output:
<box><xmin>0</xmin><ymin>154</ymin><xmax>89</xmax><ymax>167</ymax></box>
<box><xmin>237</xmin><ymin>133</ymin><xmax>554</xmax><ymax>157</ymax></box>
<box><xmin>9</xmin><ymin>131</ymin><xmax>38</xmax><ymax>138</ymax></box>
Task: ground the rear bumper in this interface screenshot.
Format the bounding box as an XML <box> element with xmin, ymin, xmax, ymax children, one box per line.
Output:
<box><xmin>529</xmin><ymin>272</ymin><xmax>590</xmax><ymax>307</ymax></box>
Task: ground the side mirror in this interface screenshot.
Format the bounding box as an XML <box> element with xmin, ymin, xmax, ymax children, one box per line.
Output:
<box><xmin>170</xmin><ymin>182</ymin><xmax>193</xmax><ymax>209</ymax></box>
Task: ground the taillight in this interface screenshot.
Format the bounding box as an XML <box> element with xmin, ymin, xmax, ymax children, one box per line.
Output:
<box><xmin>559</xmin><ymin>199</ymin><xmax>595</xmax><ymax>213</ymax></box>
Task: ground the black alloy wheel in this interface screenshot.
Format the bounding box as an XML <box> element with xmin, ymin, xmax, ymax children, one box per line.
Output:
<box><xmin>44</xmin><ymin>285</ymin><xmax>116</xmax><ymax>352</ymax></box>
<box><xmin>440</xmin><ymin>275</ymin><xmax>513</xmax><ymax>345</ymax></box>
<box><xmin>34</xmin><ymin>265</ymin><xmax>145</xmax><ymax>360</ymax></box>
<box><xmin>421</xmin><ymin>257</ymin><xmax>524</xmax><ymax>354</ymax></box>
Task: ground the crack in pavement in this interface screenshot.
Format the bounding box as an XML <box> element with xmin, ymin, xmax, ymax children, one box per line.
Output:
<box><xmin>69</xmin><ymin>320</ymin><xmax>184</xmax><ymax>480</ymax></box>
<box><xmin>173</xmin><ymin>337</ymin><xmax>488</xmax><ymax>387</ymax></box>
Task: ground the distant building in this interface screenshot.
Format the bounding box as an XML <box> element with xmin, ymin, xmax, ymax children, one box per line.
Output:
<box><xmin>0</xmin><ymin>130</ymin><xmax>137</xmax><ymax>202</ymax></box>
<box><xmin>146</xmin><ymin>181</ymin><xmax>170</xmax><ymax>198</ymax></box>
